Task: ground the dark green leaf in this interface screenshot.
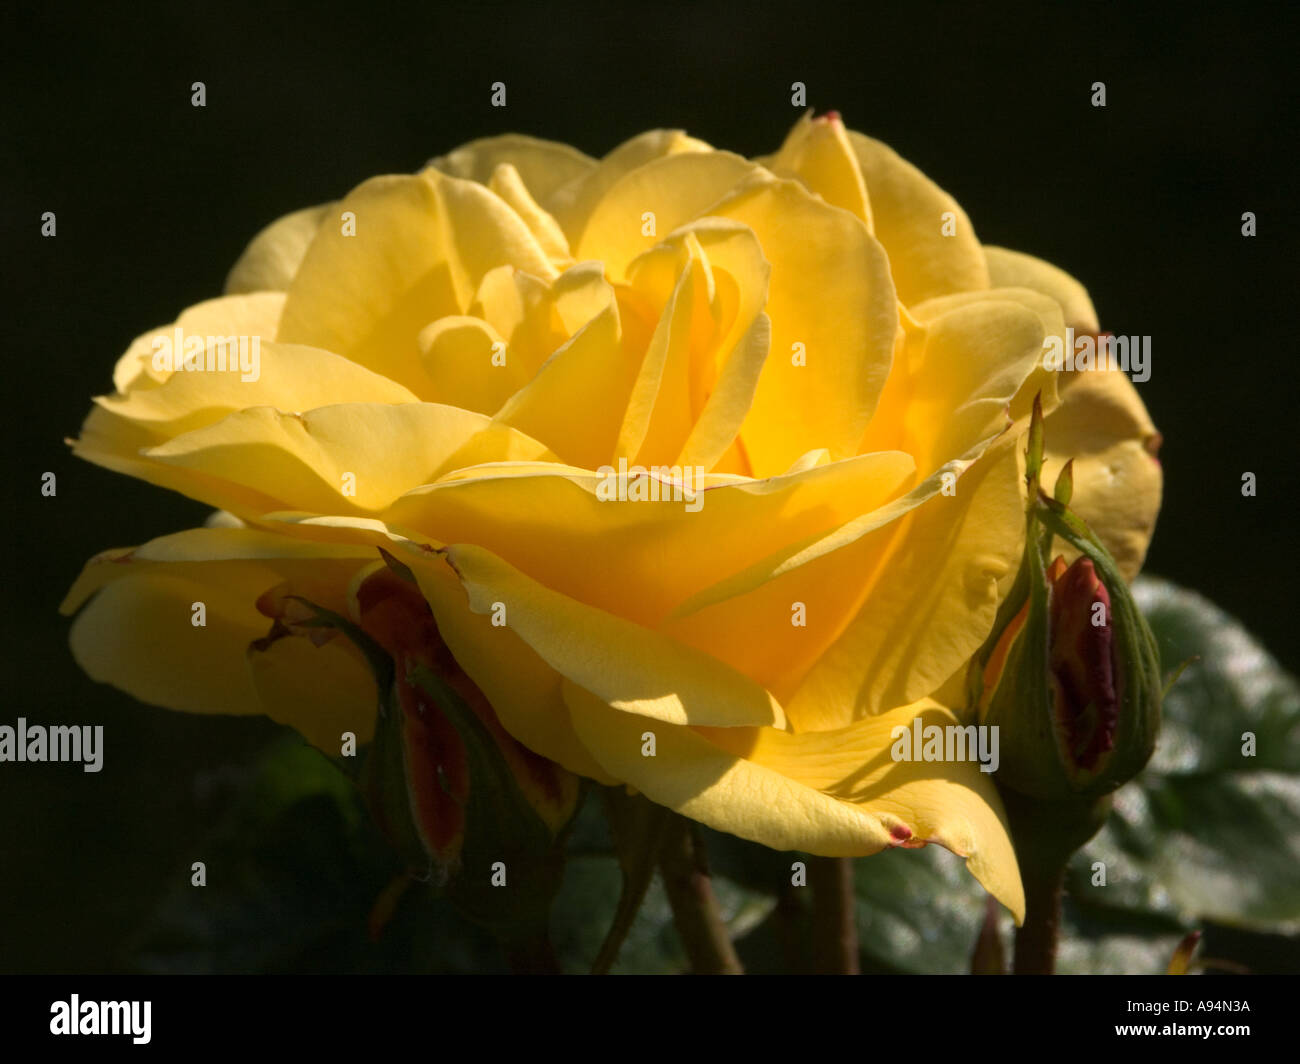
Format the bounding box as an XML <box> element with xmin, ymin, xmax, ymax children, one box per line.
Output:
<box><xmin>1067</xmin><ymin>576</ymin><xmax>1300</xmax><ymax>936</ymax></box>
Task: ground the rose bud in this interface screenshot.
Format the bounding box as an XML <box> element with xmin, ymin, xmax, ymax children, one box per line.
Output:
<box><xmin>969</xmin><ymin>457</ymin><xmax>1162</xmax><ymax>803</ymax></box>
<box><xmin>1047</xmin><ymin>555</ymin><xmax>1119</xmax><ymax>781</ymax></box>
<box><xmin>353</xmin><ymin>564</ymin><xmax>579</xmax><ymax>907</ymax></box>
<box><xmin>258</xmin><ymin>560</ymin><xmax>578</xmax><ymax>932</ymax></box>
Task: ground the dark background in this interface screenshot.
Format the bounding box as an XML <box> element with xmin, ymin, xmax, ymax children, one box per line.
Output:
<box><xmin>2</xmin><ymin>1</ymin><xmax>1296</xmax><ymax>971</ymax></box>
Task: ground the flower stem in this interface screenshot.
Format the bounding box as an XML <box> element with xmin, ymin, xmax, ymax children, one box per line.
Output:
<box><xmin>593</xmin><ymin>788</ymin><xmax>672</xmax><ymax>975</ymax></box>
<box><xmin>809</xmin><ymin>857</ymin><xmax>859</xmax><ymax>974</ymax></box>
<box><xmin>1012</xmin><ymin>860</ymin><xmax>1066</xmax><ymax>975</ymax></box>
<box><xmin>1000</xmin><ymin>788</ymin><xmax>1111</xmax><ymax>976</ymax></box>
<box><xmin>658</xmin><ymin>815</ymin><xmax>744</xmax><ymax>974</ymax></box>
<box><xmin>970</xmin><ymin>895</ymin><xmax>1008</xmax><ymax>974</ymax></box>
<box><xmin>503</xmin><ymin>930</ymin><xmax>560</xmax><ymax>974</ymax></box>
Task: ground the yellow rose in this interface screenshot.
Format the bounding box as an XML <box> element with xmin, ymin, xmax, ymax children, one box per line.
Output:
<box><xmin>62</xmin><ymin>114</ymin><xmax>1162</xmax><ymax>922</ymax></box>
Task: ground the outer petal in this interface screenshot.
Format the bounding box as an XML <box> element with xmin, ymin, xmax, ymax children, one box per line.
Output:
<box><xmin>111</xmin><ymin>292</ymin><xmax>287</xmax><ymax>393</ymax></box>
<box><xmin>665</xmin><ymin>295</ymin><xmax>1048</xmax><ymax>713</ymax></box>
<box><xmin>782</xmin><ymin>443</ymin><xmax>1023</xmax><ymax>730</ymax></box>
<box><xmin>846</xmin><ymin>130</ymin><xmax>990</xmax><ymax>305</ymax></box>
<box><xmin>863</xmin><ymin>292</ymin><xmax>1060</xmax><ymax>473</ymax></box>
<box><xmin>766</xmin><ymin>112</ymin><xmax>872</xmax><ymax>225</ymax></box>
<box><xmin>61</xmin><ymin>528</ymin><xmax>378</xmax><ymax>748</ymax></box>
<box><xmin>983</xmin><ymin>245</ymin><xmax>1100</xmax><ymax>334</ymax></box>
<box><xmin>225</xmin><ymin>204</ymin><xmax>333</xmax><ymax>295</ymax></box>
<box><xmin>670</xmin><ymin>441</ymin><xmax>1022</xmax><ymax>728</ymax></box>
<box><xmin>132</xmin><ymin>402</ymin><xmax>553</xmax><ymax>517</ymax></box>
<box><xmin>89</xmin><ymin>341</ymin><xmax>418</xmax><ymax>453</ymax></box>
<box><xmin>564</xmin><ymin>684</ymin><xmax>1024</xmax><ymax>921</ymax></box>
<box><xmin>1042</xmin><ymin>367</ymin><xmax>1162</xmax><ymax>581</ymax></box>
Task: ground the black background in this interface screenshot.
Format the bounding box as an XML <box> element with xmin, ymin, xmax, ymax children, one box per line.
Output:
<box><xmin>2</xmin><ymin>1</ymin><xmax>1296</xmax><ymax>971</ymax></box>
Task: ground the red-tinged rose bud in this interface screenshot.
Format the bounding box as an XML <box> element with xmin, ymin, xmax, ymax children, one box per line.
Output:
<box><xmin>355</xmin><ymin>569</ymin><xmax>472</xmax><ymax>868</ymax></box>
<box><xmin>260</xmin><ymin>564</ymin><xmax>579</xmax><ymax>937</ymax></box>
<box><xmin>353</xmin><ymin>567</ymin><xmax>579</xmax><ymax>885</ymax></box>
<box><xmin>1047</xmin><ymin>555</ymin><xmax>1121</xmax><ymax>780</ymax></box>
<box><xmin>969</xmin><ymin>400</ymin><xmax>1161</xmax><ymax>804</ymax></box>
<box><xmin>973</xmin><ymin>391</ymin><xmax>1164</xmax><ymax>974</ymax></box>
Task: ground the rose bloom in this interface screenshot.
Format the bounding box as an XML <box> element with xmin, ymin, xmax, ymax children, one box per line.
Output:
<box><xmin>62</xmin><ymin>114</ymin><xmax>1161</xmax><ymax>920</ymax></box>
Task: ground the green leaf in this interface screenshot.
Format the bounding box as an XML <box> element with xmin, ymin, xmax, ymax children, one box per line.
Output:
<box><xmin>1066</xmin><ymin>575</ymin><xmax>1300</xmax><ymax>937</ymax></box>
<box><xmin>1055</xmin><ymin>906</ymin><xmax>1188</xmax><ymax>976</ymax></box>
<box><xmin>852</xmin><ymin>846</ymin><xmax>989</xmax><ymax>974</ymax></box>
<box><xmin>699</xmin><ymin>831</ymin><xmax>995</xmax><ymax>974</ymax></box>
<box><xmin>551</xmin><ymin>856</ymin><xmax>684</xmax><ymax>974</ymax></box>
<box><xmin>1138</xmin><ymin>577</ymin><xmax>1299</xmax><ymax>776</ymax></box>
<box><xmin>127</xmin><ymin>734</ymin><xmax>504</xmax><ymax>973</ymax></box>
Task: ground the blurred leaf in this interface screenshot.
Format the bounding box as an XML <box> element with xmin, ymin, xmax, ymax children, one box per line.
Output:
<box><xmin>853</xmin><ymin>846</ymin><xmax>988</xmax><ymax>973</ymax></box>
<box><xmin>1055</xmin><ymin>905</ymin><xmax>1187</xmax><ymax>976</ymax></box>
<box><xmin>1067</xmin><ymin>576</ymin><xmax>1300</xmax><ymax>937</ymax></box>
<box><xmin>551</xmin><ymin>857</ymin><xmax>682</xmax><ymax>974</ymax></box>
<box><xmin>701</xmin><ymin>826</ymin><xmax>806</xmax><ymax>896</ymax></box>
<box><xmin>701</xmin><ymin>832</ymin><xmax>994</xmax><ymax>974</ymax></box>
<box><xmin>128</xmin><ymin>735</ymin><xmax>501</xmax><ymax>973</ymax></box>
<box><xmin>1140</xmin><ymin>576</ymin><xmax>1300</xmax><ymax>776</ymax></box>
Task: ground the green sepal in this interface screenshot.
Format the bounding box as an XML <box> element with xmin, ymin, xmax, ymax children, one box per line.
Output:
<box><xmin>359</xmin><ymin>678</ymin><xmax>437</xmax><ymax>880</ymax></box>
<box><xmin>970</xmin><ymin>508</ymin><xmax>1066</xmax><ymax>798</ymax></box>
<box><xmin>282</xmin><ymin>596</ymin><xmax>394</xmax><ymax>695</ymax></box>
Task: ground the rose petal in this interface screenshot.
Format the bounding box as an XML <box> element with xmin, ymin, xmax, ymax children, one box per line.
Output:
<box><xmin>846</xmin><ymin>130</ymin><xmax>990</xmax><ymax>305</ymax></box>
<box><xmin>62</xmin><ymin>528</ymin><xmax>378</xmax><ymax>748</ymax></box>
<box><xmin>1042</xmin><ymin>367</ymin><xmax>1162</xmax><ymax>581</ymax></box>
<box><xmin>225</xmin><ymin>204</ymin><xmax>333</xmax><ymax>296</ymax></box>
<box><xmin>564</xmin><ymin>683</ymin><xmax>1025</xmax><ymax>922</ymax></box>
